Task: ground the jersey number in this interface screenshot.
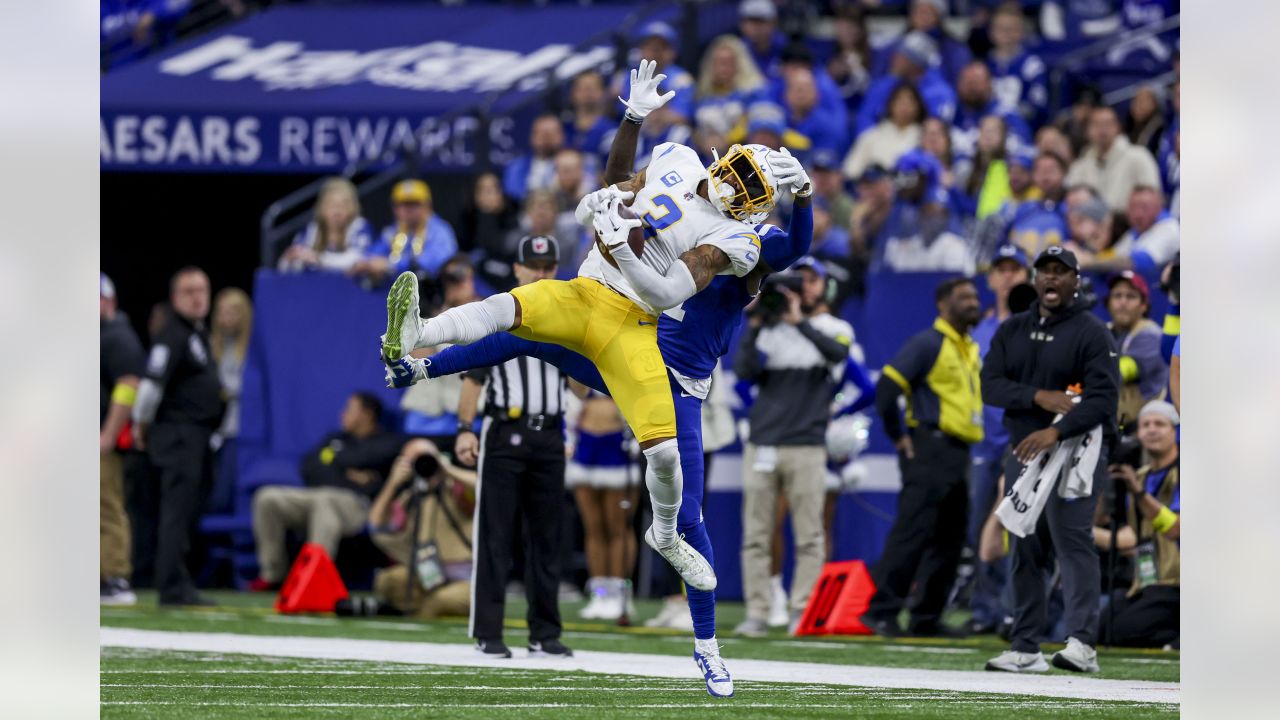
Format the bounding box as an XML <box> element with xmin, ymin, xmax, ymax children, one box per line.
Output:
<box><xmin>642</xmin><ymin>194</ymin><xmax>684</xmax><ymax>235</ymax></box>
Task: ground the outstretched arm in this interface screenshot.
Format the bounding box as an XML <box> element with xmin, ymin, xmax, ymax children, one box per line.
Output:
<box><xmin>607</xmin><ymin>240</ymin><xmax>728</xmax><ymax>311</ymax></box>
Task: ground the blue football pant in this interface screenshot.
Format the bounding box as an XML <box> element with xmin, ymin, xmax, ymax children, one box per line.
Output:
<box><xmin>430</xmin><ymin>333</ymin><xmax>718</xmax><ymax>639</ymax></box>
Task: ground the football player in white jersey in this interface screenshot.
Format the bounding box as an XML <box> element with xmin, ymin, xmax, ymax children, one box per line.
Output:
<box><xmin>380</xmin><ymin>60</ymin><xmax>811</xmax><ymax>599</ymax></box>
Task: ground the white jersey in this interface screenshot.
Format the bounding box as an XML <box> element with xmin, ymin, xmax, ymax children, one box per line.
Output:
<box><xmin>578</xmin><ymin>142</ymin><xmax>762</xmax><ymax>316</ymax></box>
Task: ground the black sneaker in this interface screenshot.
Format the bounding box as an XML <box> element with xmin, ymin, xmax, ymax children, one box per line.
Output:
<box><xmin>528</xmin><ymin>639</ymin><xmax>574</xmax><ymax>658</ymax></box>
<box><xmin>475</xmin><ymin>639</ymin><xmax>512</xmax><ymax>658</ymax></box>
<box><xmin>859</xmin><ymin>612</ymin><xmax>904</xmax><ymax>639</ymax></box>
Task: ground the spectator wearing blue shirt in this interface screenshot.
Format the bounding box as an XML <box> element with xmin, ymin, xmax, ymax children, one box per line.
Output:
<box><xmin>951</xmin><ymin>62</ymin><xmax>1032</xmax><ymax>172</ymax></box>
<box><xmin>856</xmin><ymin>32</ymin><xmax>957</xmax><ymax>137</ymax></box>
<box><xmin>563</xmin><ymin>71</ymin><xmax>616</xmax><ymax>170</ymax></box>
<box><xmin>850</xmin><ymin>164</ymin><xmax>894</xmax><ymax>264</ymax></box>
<box><xmin>503</xmin><ymin>115</ymin><xmax>566</xmax><ymax>203</ymax></box>
<box><xmin>966</xmin><ymin>242</ymin><xmax>1029</xmax><ymax>634</ymax></box>
<box><xmin>875</xmin><ymin>150</ymin><xmax>973</xmax><ymax>273</ymax></box>
<box><xmin>770</xmin><ymin>44</ymin><xmax>849</xmax><ymax>150</ymax></box>
<box><xmin>626</xmin><ymin>22</ymin><xmax>696</xmax><ymax>123</ymax></box>
<box><xmin>976</xmin><ymin>151</ymin><xmax>1070</xmax><ymax>264</ymax></box>
<box><xmin>737</xmin><ymin>0</ymin><xmax>786</xmax><ymax>79</ymax></box>
<box><xmin>357</xmin><ymin>180</ymin><xmax>458</xmax><ymax>283</ymax></box>
<box><xmin>1096</xmin><ymin>400</ymin><xmax>1180</xmax><ymax>648</ymax></box>
<box><xmin>810</xmin><ymin>197</ymin><xmax>851</xmax><ymax>262</ymax></box>
<box><xmin>872</xmin><ymin>0</ymin><xmax>973</xmax><ymax>85</ymax></box>
<box><xmin>279</xmin><ymin>177</ymin><xmax>374</xmax><ymax>274</ymax></box>
<box><xmin>780</xmin><ymin>65</ymin><xmax>847</xmax><ymax>162</ymax></box>
<box><xmin>693</xmin><ymin>35</ymin><xmax>769</xmax><ymax>153</ymax></box>
<box><xmin>1074</xmin><ymin>186</ymin><xmax>1178</xmax><ymax>279</ymax></box>
<box><xmin>743</xmin><ymin>101</ymin><xmax>787</xmax><ymax>151</ymax></box>
<box><xmin>987</xmin><ymin>4</ymin><xmax>1049</xmax><ymax>128</ymax></box>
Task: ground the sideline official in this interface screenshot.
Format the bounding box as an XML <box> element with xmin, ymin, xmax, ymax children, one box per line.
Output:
<box><xmin>981</xmin><ymin>247</ymin><xmax>1119</xmax><ymax>674</ymax></box>
<box><xmin>457</xmin><ymin>235</ymin><xmax>575</xmax><ymax>660</ymax></box>
<box><xmin>862</xmin><ymin>277</ymin><xmax>983</xmax><ymax>638</ymax></box>
<box><xmin>132</xmin><ymin>267</ymin><xmax>224</xmax><ymax>607</ymax></box>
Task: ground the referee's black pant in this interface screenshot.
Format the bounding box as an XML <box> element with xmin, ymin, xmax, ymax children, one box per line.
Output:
<box><xmin>866</xmin><ymin>426</ymin><xmax>971</xmax><ymax>632</ymax></box>
<box><xmin>470</xmin><ymin>417</ymin><xmax>567</xmax><ymax>644</ymax></box>
<box><xmin>148</xmin><ymin>422</ymin><xmax>214</xmax><ymax>604</ymax></box>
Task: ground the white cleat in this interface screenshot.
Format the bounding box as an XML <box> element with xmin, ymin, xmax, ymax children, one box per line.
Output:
<box><xmin>382</xmin><ymin>271</ymin><xmax>423</xmax><ymax>363</ymax></box>
<box><xmin>693</xmin><ymin>639</ymin><xmax>734</xmax><ymax>698</ymax></box>
<box><xmin>645</xmin><ymin>526</ymin><xmax>716</xmax><ymax>592</ymax></box>
<box><xmin>1051</xmin><ymin>637</ymin><xmax>1100</xmax><ymax>673</ymax></box>
<box><xmin>985</xmin><ymin>650</ymin><xmax>1050</xmax><ymax>673</ymax></box>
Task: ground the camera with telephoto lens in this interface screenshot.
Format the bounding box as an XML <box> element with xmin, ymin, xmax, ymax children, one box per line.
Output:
<box><xmin>749</xmin><ymin>272</ymin><xmax>805</xmax><ymax>325</ymax></box>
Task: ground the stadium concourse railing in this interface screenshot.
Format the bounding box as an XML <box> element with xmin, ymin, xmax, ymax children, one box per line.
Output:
<box><xmin>1047</xmin><ymin>13</ymin><xmax>1180</xmax><ymax>115</ymax></box>
<box><xmin>256</xmin><ymin>0</ymin><xmax>720</xmax><ymax>268</ymax></box>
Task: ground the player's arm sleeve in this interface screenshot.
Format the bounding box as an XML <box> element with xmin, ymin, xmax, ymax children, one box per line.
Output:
<box><xmin>980</xmin><ymin>323</ymin><xmax>1040</xmax><ymax>410</ymax></box>
<box><xmin>760</xmin><ymin>204</ymin><xmax>813</xmax><ymax>272</ymax></box>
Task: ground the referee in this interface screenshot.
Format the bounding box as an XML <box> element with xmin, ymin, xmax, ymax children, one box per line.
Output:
<box><xmin>861</xmin><ymin>277</ymin><xmax>983</xmax><ymax>638</ymax></box>
<box><xmin>132</xmin><ymin>266</ymin><xmax>224</xmax><ymax>607</ymax></box>
<box><xmin>456</xmin><ymin>235</ymin><xmax>575</xmax><ymax>660</ymax></box>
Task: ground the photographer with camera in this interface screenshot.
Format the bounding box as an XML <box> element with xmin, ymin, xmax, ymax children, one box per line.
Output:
<box><xmin>734</xmin><ymin>257</ymin><xmax>854</xmax><ymax>636</ymax></box>
<box><xmin>1095</xmin><ymin>400</ymin><xmax>1180</xmax><ymax>648</ymax></box>
<box><xmin>363</xmin><ymin>439</ymin><xmax>476</xmax><ymax>619</ymax></box>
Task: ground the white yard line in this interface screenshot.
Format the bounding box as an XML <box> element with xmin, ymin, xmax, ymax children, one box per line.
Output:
<box><xmin>100</xmin><ymin>627</ymin><xmax>1179</xmax><ymax>705</ymax></box>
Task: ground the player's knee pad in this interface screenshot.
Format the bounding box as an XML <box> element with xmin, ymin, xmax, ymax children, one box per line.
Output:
<box><xmin>481</xmin><ymin>293</ymin><xmax>516</xmax><ymax>331</ymax></box>
<box><xmin>642</xmin><ymin>438</ymin><xmax>681</xmax><ymax>480</ymax></box>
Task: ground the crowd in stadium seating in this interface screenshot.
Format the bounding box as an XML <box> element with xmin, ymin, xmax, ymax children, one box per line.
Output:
<box><xmin>104</xmin><ymin>0</ymin><xmax>1181</xmax><ymax>652</ymax></box>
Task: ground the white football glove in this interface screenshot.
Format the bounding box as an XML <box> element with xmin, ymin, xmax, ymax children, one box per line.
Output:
<box><xmin>768</xmin><ymin>147</ymin><xmax>813</xmax><ymax>198</ymax></box>
<box><xmin>620</xmin><ymin>58</ymin><xmax>676</xmax><ymax>122</ymax></box>
<box><xmin>591</xmin><ymin>195</ymin><xmax>642</xmax><ymax>254</ymax></box>
<box><xmin>575</xmin><ymin>186</ymin><xmax>634</xmax><ymax>227</ymax></box>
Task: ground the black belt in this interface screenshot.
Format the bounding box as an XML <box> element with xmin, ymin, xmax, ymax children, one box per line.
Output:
<box><xmin>487</xmin><ymin>411</ymin><xmax>562</xmax><ymax>432</ymax></box>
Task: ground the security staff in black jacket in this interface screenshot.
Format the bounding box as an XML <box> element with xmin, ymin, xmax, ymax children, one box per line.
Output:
<box><xmin>980</xmin><ymin>247</ymin><xmax>1120</xmax><ymax>673</ymax></box>
<box><xmin>862</xmin><ymin>277</ymin><xmax>983</xmax><ymax>638</ymax></box>
<box><xmin>132</xmin><ymin>267</ymin><xmax>224</xmax><ymax>607</ymax></box>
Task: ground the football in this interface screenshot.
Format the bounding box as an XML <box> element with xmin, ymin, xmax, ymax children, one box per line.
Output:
<box><xmin>597</xmin><ymin>200</ymin><xmax>646</xmax><ymax>269</ymax></box>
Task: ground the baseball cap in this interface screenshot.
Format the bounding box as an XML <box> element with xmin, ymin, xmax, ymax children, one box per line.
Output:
<box><xmin>811</xmin><ymin>148</ymin><xmax>840</xmax><ymax>170</ymax></box>
<box><xmin>792</xmin><ymin>255</ymin><xmax>827</xmax><ymax>278</ymax></box>
<box><xmin>1033</xmin><ymin>245</ymin><xmax>1079</xmax><ymax>273</ymax></box>
<box><xmin>992</xmin><ymin>244</ymin><xmax>1029</xmax><ymax>269</ymax></box>
<box><xmin>746</xmin><ymin>101</ymin><xmax>787</xmax><ymax>136</ymax></box>
<box><xmin>100</xmin><ymin>272</ymin><xmax>116</xmax><ymax>299</ymax></box>
<box><xmin>517</xmin><ymin>235</ymin><xmax>560</xmax><ymax>265</ymax></box>
<box><xmin>1009</xmin><ymin>144</ymin><xmax>1036</xmax><ymax>170</ymax></box>
<box><xmin>739</xmin><ymin>0</ymin><xmax>777</xmax><ymax>21</ymax></box>
<box><xmin>897</xmin><ymin>31</ymin><xmax>939</xmax><ymax>68</ymax></box>
<box><xmin>1107</xmin><ymin>269</ymin><xmax>1150</xmax><ymax>303</ymax></box>
<box><xmin>856</xmin><ymin>163</ymin><xmax>890</xmax><ymax>184</ymax></box>
<box><xmin>636</xmin><ymin>21</ymin><xmax>677</xmax><ymax>45</ymax></box>
<box><xmin>392</xmin><ymin>179</ymin><xmax>430</xmax><ymax>204</ymax></box>
<box><xmin>1139</xmin><ymin>399</ymin><xmax>1179</xmax><ymax>425</ymax></box>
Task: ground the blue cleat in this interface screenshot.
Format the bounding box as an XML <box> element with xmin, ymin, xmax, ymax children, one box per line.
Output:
<box><xmin>385</xmin><ymin>355</ymin><xmax>429</xmax><ymax>389</ymax></box>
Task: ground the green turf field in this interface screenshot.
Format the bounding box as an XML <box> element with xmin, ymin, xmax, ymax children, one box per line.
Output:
<box><xmin>100</xmin><ymin>591</ymin><xmax>1179</xmax><ymax>718</ymax></box>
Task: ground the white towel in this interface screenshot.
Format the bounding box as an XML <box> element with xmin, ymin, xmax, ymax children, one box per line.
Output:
<box><xmin>996</xmin><ymin>423</ymin><xmax>1103</xmax><ymax>537</ymax></box>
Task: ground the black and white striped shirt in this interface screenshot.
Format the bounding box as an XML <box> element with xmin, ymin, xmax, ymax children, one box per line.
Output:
<box><xmin>465</xmin><ymin>356</ymin><xmax>569</xmax><ymax>418</ymax></box>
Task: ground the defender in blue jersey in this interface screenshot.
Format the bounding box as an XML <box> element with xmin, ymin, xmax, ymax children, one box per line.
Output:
<box><xmin>383</xmin><ymin>65</ymin><xmax>814</xmax><ymax>697</ymax></box>
<box><xmin>393</xmin><ymin>207</ymin><xmax>811</xmax><ymax>698</ymax></box>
